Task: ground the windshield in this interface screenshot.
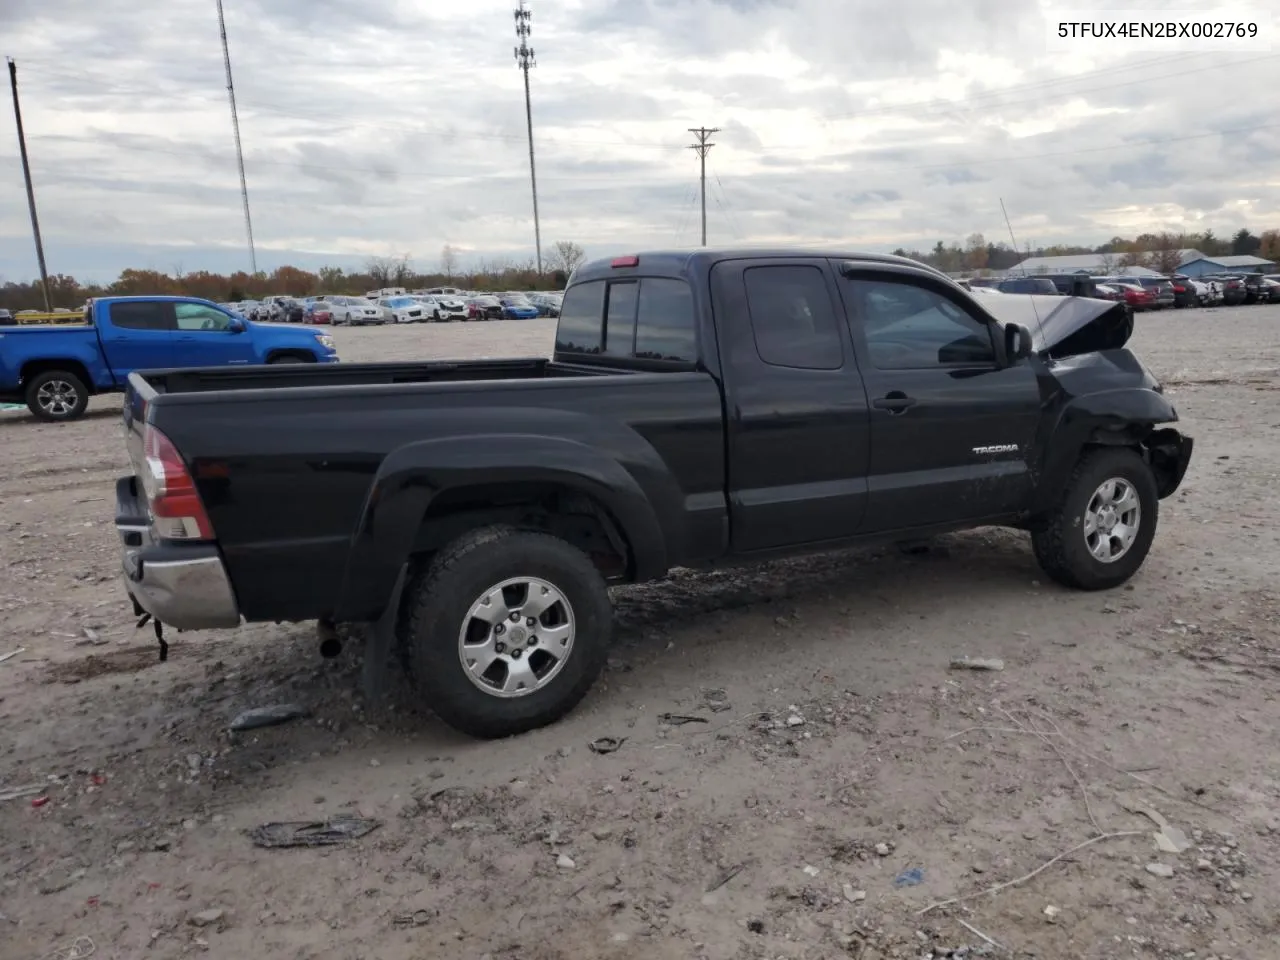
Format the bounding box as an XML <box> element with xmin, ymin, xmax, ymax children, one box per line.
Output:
<box><xmin>387</xmin><ymin>297</ymin><xmax>416</xmax><ymax>307</ymax></box>
<box><xmin>505</xmin><ymin>297</ymin><xmax>533</xmax><ymax>306</ymax></box>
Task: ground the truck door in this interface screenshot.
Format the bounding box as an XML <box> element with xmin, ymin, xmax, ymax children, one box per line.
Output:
<box><xmin>172</xmin><ymin>302</ymin><xmax>257</xmax><ymax>366</ymax></box>
<box><xmin>97</xmin><ymin>301</ymin><xmax>176</xmax><ymax>380</ymax></box>
<box><xmin>836</xmin><ymin>267</ymin><xmax>1042</xmax><ymax>531</ymax></box>
<box><xmin>712</xmin><ymin>258</ymin><xmax>872</xmax><ymax>552</ymax></box>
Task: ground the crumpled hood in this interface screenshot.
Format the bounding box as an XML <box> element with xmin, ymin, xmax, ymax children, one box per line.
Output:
<box><xmin>976</xmin><ymin>294</ymin><xmax>1133</xmax><ymax>357</ymax></box>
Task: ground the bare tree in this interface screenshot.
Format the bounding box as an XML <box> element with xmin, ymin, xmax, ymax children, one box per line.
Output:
<box><xmin>1098</xmin><ymin>253</ymin><xmax>1118</xmax><ymax>275</ymax></box>
<box><xmin>365</xmin><ymin>256</ymin><xmax>395</xmax><ymax>286</ymax></box>
<box><xmin>547</xmin><ymin>240</ymin><xmax>586</xmax><ymax>276</ymax></box>
<box><xmin>440</xmin><ymin>244</ymin><xmax>459</xmax><ymax>281</ymax></box>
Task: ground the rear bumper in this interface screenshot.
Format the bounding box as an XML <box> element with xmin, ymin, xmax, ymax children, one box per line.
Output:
<box><xmin>115</xmin><ymin>475</ymin><xmax>241</xmax><ymax>630</ymax></box>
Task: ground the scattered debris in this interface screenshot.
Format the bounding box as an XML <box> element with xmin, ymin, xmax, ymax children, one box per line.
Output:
<box><xmin>228</xmin><ymin>703</ymin><xmax>310</xmax><ymax>732</ymax></box>
<box><xmin>786</xmin><ymin>714</ymin><xmax>805</xmax><ymax>727</ymax></box>
<box><xmin>31</xmin><ymin>796</ymin><xmax>50</xmax><ymax>808</ymax></box>
<box><xmin>842</xmin><ymin>884</ymin><xmax>866</xmax><ymax>903</ymax></box>
<box><xmin>893</xmin><ymin>867</ymin><xmax>924</xmax><ymax>887</ymax></box>
<box><xmin>959</xmin><ymin>917</ymin><xmax>1004</xmax><ymax>948</ymax></box>
<box><xmin>705</xmin><ymin>861</ymin><xmax>749</xmax><ymax>893</ymax></box>
<box><xmin>587</xmin><ymin>737</ymin><xmax>625</xmax><ymax>755</ymax></box>
<box><xmin>1154</xmin><ymin>824</ymin><xmax>1191</xmax><ymax>854</ymax></box>
<box><xmin>658</xmin><ymin>712</ymin><xmax>707</xmax><ymax>726</ymax></box>
<box><xmin>746</xmin><ymin>918</ymin><xmax>765</xmax><ymax>934</ymax></box>
<box><xmin>248</xmin><ymin>816</ymin><xmax>380</xmax><ymax>848</ymax></box>
<box><xmin>802</xmin><ymin>864</ymin><xmax>820</xmax><ymax>877</ymax></box>
<box><xmin>1042</xmin><ymin>905</ymin><xmax>1061</xmax><ymax>922</ymax></box>
<box><xmin>38</xmin><ymin>935</ymin><xmax>96</xmax><ymax>960</ymax></box>
<box><xmin>556</xmin><ymin>854</ymin><xmax>576</xmax><ymax>870</ymax></box>
<box><xmin>0</xmin><ymin>647</ymin><xmax>25</xmax><ymax>664</ymax></box>
<box><xmin>949</xmin><ymin>657</ymin><xmax>1005</xmax><ymax>672</ymax></box>
<box><xmin>188</xmin><ymin>908</ymin><xmax>225</xmax><ymax>927</ymax></box>
<box><xmin>701</xmin><ymin>688</ymin><xmax>731</xmax><ymax>712</ymax></box>
<box><xmin>0</xmin><ymin>783</ymin><xmax>44</xmax><ymax>802</ymax></box>
<box><xmin>874</xmin><ymin>842</ymin><xmax>892</xmax><ymax>857</ymax></box>
<box><xmin>1145</xmin><ymin>862</ymin><xmax>1175</xmax><ymax>879</ymax></box>
<box><xmin>392</xmin><ymin>910</ymin><xmax>432</xmax><ymax>928</ymax></box>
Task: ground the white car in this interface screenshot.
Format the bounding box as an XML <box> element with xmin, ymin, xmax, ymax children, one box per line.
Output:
<box><xmin>324</xmin><ymin>296</ymin><xmax>384</xmax><ymax>326</ymax></box>
<box><xmin>379</xmin><ymin>295</ymin><xmax>427</xmax><ymax>323</ymax></box>
<box><xmin>968</xmin><ymin>285</ymin><xmax>1007</xmax><ymax>297</ymax></box>
<box><xmin>415</xmin><ymin>295</ymin><xmax>468</xmax><ymax>321</ymax></box>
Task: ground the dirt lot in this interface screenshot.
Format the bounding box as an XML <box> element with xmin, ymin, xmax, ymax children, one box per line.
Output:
<box><xmin>1</xmin><ymin>307</ymin><xmax>1278</xmax><ymax>960</ymax></box>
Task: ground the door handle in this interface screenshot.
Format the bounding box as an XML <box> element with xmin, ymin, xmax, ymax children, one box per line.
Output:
<box><xmin>873</xmin><ymin>391</ymin><xmax>917</xmax><ymax>414</ymax></box>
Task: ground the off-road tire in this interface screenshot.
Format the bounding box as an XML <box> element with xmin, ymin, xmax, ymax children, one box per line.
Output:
<box><xmin>398</xmin><ymin>525</ymin><xmax>612</xmax><ymax>739</ymax></box>
<box><xmin>25</xmin><ymin>369</ymin><xmax>89</xmax><ymax>422</ymax></box>
<box><xmin>1031</xmin><ymin>447</ymin><xmax>1159</xmax><ymax>591</ymax></box>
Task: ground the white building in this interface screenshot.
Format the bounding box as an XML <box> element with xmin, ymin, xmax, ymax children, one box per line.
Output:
<box><xmin>1008</xmin><ymin>249</ymin><xmax>1206</xmax><ymax>277</ymax></box>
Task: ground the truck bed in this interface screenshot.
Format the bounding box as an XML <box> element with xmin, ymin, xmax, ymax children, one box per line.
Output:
<box><xmin>131</xmin><ymin>357</ymin><xmax>621</xmax><ymax>398</ymax></box>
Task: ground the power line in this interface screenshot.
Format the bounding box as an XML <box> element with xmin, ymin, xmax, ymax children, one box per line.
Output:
<box><xmin>6</xmin><ymin>57</ymin><xmax>51</xmax><ymax>311</ymax></box>
<box><xmin>514</xmin><ymin>0</ymin><xmax>542</xmax><ymax>274</ymax></box>
<box><xmin>710</xmin><ymin>165</ymin><xmax>745</xmax><ymax>241</ymax></box>
<box><xmin>215</xmin><ymin>0</ymin><xmax>257</xmax><ymax>275</ymax></box>
<box><xmin>687</xmin><ymin>127</ymin><xmax>719</xmax><ymax>247</ymax></box>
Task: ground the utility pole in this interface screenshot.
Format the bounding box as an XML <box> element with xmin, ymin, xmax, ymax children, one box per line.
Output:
<box><xmin>514</xmin><ymin>0</ymin><xmax>542</xmax><ymax>274</ymax></box>
<box><xmin>687</xmin><ymin>127</ymin><xmax>719</xmax><ymax>247</ymax></box>
<box><xmin>7</xmin><ymin>58</ymin><xmax>51</xmax><ymax>312</ymax></box>
<box><xmin>215</xmin><ymin>0</ymin><xmax>258</xmax><ymax>275</ymax></box>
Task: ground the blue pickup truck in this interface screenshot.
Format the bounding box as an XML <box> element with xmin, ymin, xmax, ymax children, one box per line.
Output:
<box><xmin>0</xmin><ymin>296</ymin><xmax>338</xmax><ymax>421</ymax></box>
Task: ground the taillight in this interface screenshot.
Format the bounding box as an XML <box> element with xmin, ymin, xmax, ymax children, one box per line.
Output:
<box><xmin>611</xmin><ymin>255</ymin><xmax>639</xmax><ymax>268</ymax></box>
<box><xmin>142</xmin><ymin>424</ymin><xmax>215</xmax><ymax>540</ymax></box>
<box><xmin>1172</xmin><ymin>285</ymin><xmax>1185</xmax><ymax>293</ymax></box>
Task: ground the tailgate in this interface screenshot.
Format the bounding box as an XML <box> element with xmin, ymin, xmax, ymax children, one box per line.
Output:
<box><xmin>123</xmin><ymin>372</ymin><xmax>159</xmax><ymax>478</ymax></box>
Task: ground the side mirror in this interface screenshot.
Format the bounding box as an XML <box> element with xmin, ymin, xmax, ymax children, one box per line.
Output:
<box><xmin>1005</xmin><ymin>322</ymin><xmax>1033</xmax><ymax>361</ymax></box>
<box><xmin>228</xmin><ymin>317</ymin><xmax>246</xmax><ymax>333</ymax></box>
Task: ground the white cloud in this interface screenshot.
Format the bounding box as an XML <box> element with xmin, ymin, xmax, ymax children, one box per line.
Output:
<box><xmin>1</xmin><ymin>0</ymin><xmax>1278</xmax><ymax>281</ymax></box>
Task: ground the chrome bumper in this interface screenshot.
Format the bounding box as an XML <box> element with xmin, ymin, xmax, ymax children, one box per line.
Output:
<box><xmin>115</xmin><ymin>476</ymin><xmax>241</xmax><ymax>630</ymax></box>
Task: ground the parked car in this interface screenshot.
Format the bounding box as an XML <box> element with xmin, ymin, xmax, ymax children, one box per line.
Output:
<box><xmin>412</xmin><ymin>295</ymin><xmax>468</xmax><ymax>322</ymax></box>
<box><xmin>1110</xmin><ymin>282</ymin><xmax>1156</xmax><ymax>311</ymax></box>
<box><xmin>467</xmin><ymin>296</ymin><xmax>505</xmax><ymax>320</ymax></box>
<box><xmin>528</xmin><ymin>293</ymin><xmax>562</xmax><ymax>317</ymax></box>
<box><xmin>335</xmin><ymin>297</ymin><xmax>385</xmax><ymax>326</ymax></box>
<box><xmin>0</xmin><ymin>296</ymin><xmax>338</xmax><ymax>421</ymax></box>
<box><xmin>0</xmin><ymin>308</ymin><xmax>13</xmax><ymax>326</ymax></box>
<box><xmin>113</xmin><ymin>248</ymin><xmax>1192</xmax><ymax>739</ymax></box>
<box><xmin>1090</xmin><ymin>283</ymin><xmax>1125</xmax><ymax>303</ymax></box>
<box><xmin>1169</xmin><ymin>275</ymin><xmax>1200</xmax><ymax>309</ymax></box>
<box><xmin>499</xmin><ymin>296</ymin><xmax>540</xmax><ymax>320</ymax></box>
<box><xmin>996</xmin><ymin>277</ymin><xmax>1060</xmax><ymax>296</ymax></box>
<box><xmin>1200</xmin><ymin>274</ymin><xmax>1248</xmax><ymax>305</ymax></box>
<box><xmin>1026</xmin><ymin>274</ymin><xmax>1097</xmax><ymax>297</ymax></box>
<box><xmin>380</xmin><ymin>296</ymin><xmax>427</xmax><ymax>324</ymax></box>
<box><xmin>1259</xmin><ymin>277</ymin><xmax>1280</xmax><ymax>303</ymax></box>
<box><xmin>1106</xmin><ymin>276</ymin><xmax>1174</xmax><ymax>310</ymax></box>
<box><xmin>303</xmin><ymin>301</ymin><xmax>333</xmax><ymax>325</ymax></box>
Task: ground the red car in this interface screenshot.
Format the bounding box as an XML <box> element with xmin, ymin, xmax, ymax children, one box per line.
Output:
<box><xmin>304</xmin><ymin>305</ymin><xmax>333</xmax><ymax>325</ymax></box>
<box><xmin>1113</xmin><ymin>283</ymin><xmax>1155</xmax><ymax>310</ymax></box>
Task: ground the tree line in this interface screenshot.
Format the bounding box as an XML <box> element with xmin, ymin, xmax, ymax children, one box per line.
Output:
<box><xmin>4</xmin><ymin>229</ymin><xmax>1279</xmax><ymax>312</ymax></box>
<box><xmin>894</xmin><ymin>227</ymin><xmax>1280</xmax><ymax>276</ymax></box>
<box><xmin>0</xmin><ymin>241</ymin><xmax>589</xmax><ymax>313</ymax></box>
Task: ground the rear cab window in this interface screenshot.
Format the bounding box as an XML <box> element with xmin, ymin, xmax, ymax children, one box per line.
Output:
<box><xmin>107</xmin><ymin>301</ymin><xmax>174</xmax><ymax>330</ymax></box>
<box><xmin>556</xmin><ymin>277</ymin><xmax>697</xmax><ymax>364</ymax></box>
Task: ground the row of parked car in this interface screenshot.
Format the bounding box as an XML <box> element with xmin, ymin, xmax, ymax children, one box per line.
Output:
<box><xmin>219</xmin><ymin>290</ymin><xmax>564</xmax><ymax>327</ymax></box>
<box><xmin>969</xmin><ymin>272</ymin><xmax>1280</xmax><ymax>310</ymax></box>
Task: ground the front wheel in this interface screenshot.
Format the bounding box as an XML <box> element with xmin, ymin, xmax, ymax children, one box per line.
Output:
<box><xmin>398</xmin><ymin>525</ymin><xmax>612</xmax><ymax>739</ymax></box>
<box><xmin>268</xmin><ymin>354</ymin><xmax>307</xmax><ymax>364</ymax></box>
<box><xmin>25</xmin><ymin>370</ymin><xmax>89</xmax><ymax>422</ymax></box>
<box><xmin>1031</xmin><ymin>448</ymin><xmax>1159</xmax><ymax>591</ymax></box>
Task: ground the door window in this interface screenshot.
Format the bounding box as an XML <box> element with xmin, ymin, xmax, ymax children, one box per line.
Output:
<box><xmin>108</xmin><ymin>301</ymin><xmax>172</xmax><ymax>330</ymax></box>
<box><xmin>743</xmin><ymin>265</ymin><xmax>843</xmax><ymax>370</ymax></box>
<box><xmin>175</xmin><ymin>303</ymin><xmax>234</xmax><ymax>331</ymax></box>
<box><xmin>850</xmin><ymin>279</ymin><xmax>995</xmax><ymax>370</ymax></box>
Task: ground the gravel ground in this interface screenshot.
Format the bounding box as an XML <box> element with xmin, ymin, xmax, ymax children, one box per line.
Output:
<box><xmin>1</xmin><ymin>306</ymin><xmax>1278</xmax><ymax>960</ymax></box>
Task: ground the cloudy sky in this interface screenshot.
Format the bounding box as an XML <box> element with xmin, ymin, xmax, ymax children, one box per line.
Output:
<box><xmin>2</xmin><ymin>0</ymin><xmax>1279</xmax><ymax>282</ymax></box>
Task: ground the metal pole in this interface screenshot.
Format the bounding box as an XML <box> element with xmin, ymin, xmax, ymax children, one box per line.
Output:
<box><xmin>7</xmin><ymin>58</ymin><xmax>51</xmax><ymax>311</ymax></box>
<box><xmin>515</xmin><ymin>1</ymin><xmax>542</xmax><ymax>274</ymax></box>
<box><xmin>522</xmin><ymin>63</ymin><xmax>542</xmax><ymax>274</ymax></box>
<box><xmin>215</xmin><ymin>0</ymin><xmax>258</xmax><ymax>275</ymax></box>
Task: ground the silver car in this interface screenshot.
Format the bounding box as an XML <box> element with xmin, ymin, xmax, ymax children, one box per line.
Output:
<box><xmin>330</xmin><ymin>296</ymin><xmax>385</xmax><ymax>326</ymax></box>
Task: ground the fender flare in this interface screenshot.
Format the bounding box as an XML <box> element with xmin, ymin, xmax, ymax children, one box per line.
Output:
<box><xmin>1030</xmin><ymin>388</ymin><xmax>1180</xmax><ymax>514</ymax></box>
<box><xmin>333</xmin><ymin>434</ymin><xmax>673</xmax><ymax>621</ymax></box>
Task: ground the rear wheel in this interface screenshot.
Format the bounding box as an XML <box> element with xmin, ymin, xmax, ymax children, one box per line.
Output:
<box><xmin>1032</xmin><ymin>448</ymin><xmax>1159</xmax><ymax>591</ymax></box>
<box><xmin>25</xmin><ymin>370</ymin><xmax>89</xmax><ymax>422</ymax></box>
<box><xmin>398</xmin><ymin>525</ymin><xmax>612</xmax><ymax>739</ymax></box>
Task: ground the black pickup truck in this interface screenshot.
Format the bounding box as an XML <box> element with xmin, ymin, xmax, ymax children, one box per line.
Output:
<box><xmin>115</xmin><ymin>249</ymin><xmax>1192</xmax><ymax>738</ymax></box>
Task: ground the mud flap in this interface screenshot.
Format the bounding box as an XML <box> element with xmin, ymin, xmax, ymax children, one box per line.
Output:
<box><xmin>361</xmin><ymin>564</ymin><xmax>407</xmax><ymax>702</ymax></box>
<box><xmin>1147</xmin><ymin>428</ymin><xmax>1194</xmax><ymax>499</ymax></box>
